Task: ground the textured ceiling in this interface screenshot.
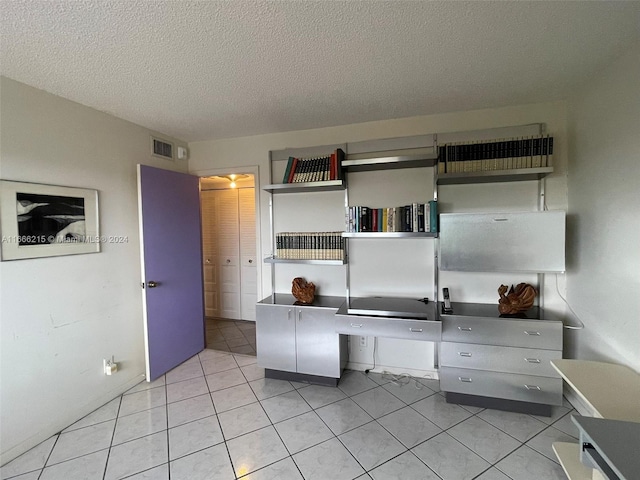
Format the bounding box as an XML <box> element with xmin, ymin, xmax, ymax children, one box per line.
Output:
<box><xmin>1</xmin><ymin>1</ymin><xmax>639</xmax><ymax>142</ymax></box>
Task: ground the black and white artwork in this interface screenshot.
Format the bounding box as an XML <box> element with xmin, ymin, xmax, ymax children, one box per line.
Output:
<box><xmin>17</xmin><ymin>193</ymin><xmax>86</xmax><ymax>245</ymax></box>
<box><xmin>1</xmin><ymin>181</ymin><xmax>99</xmax><ymax>260</ymax></box>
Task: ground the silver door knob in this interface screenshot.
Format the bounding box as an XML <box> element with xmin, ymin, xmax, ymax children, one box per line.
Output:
<box><xmin>147</xmin><ymin>281</ymin><xmax>159</xmax><ymax>288</ymax></box>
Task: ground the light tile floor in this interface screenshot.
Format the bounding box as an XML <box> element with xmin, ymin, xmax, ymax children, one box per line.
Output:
<box><xmin>1</xmin><ymin>349</ymin><xmax>579</xmax><ymax>480</ymax></box>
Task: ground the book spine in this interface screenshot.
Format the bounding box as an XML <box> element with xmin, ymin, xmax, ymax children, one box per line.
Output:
<box><xmin>424</xmin><ymin>203</ymin><xmax>430</xmax><ymax>233</ymax></box>
<box><xmin>282</xmin><ymin>157</ymin><xmax>293</xmax><ymax>183</ymax></box>
<box><xmin>386</xmin><ymin>207</ymin><xmax>394</xmax><ymax>232</ymax></box>
<box><xmin>412</xmin><ymin>202</ymin><xmax>419</xmax><ymax>232</ymax></box>
<box><xmin>417</xmin><ymin>203</ymin><xmax>425</xmax><ymax>232</ymax></box>
<box><xmin>360</xmin><ymin>206</ymin><xmax>368</xmax><ymax>232</ymax></box>
<box><xmin>289</xmin><ymin>158</ymin><xmax>298</xmax><ymax>183</ymax></box>
<box><xmin>403</xmin><ymin>205</ymin><xmax>412</xmax><ymax>232</ymax></box>
<box><xmin>336</xmin><ymin>148</ymin><xmax>345</xmax><ymax>180</ymax></box>
<box><xmin>428</xmin><ymin>200</ymin><xmax>438</xmax><ymax>233</ymax></box>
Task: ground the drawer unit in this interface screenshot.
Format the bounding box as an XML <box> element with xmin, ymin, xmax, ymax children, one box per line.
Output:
<box><xmin>335</xmin><ymin>310</ymin><xmax>441</xmax><ymax>342</ymax></box>
<box><xmin>440</xmin><ymin>366</ymin><xmax>563</xmax><ymax>406</ymax></box>
<box><xmin>440</xmin><ymin>342</ymin><xmax>561</xmax><ymax>377</ymax></box>
<box><xmin>439</xmin><ymin>302</ymin><xmax>564</xmax><ymax>412</ymax></box>
<box><xmin>442</xmin><ymin>315</ymin><xmax>562</xmax><ymax>350</ymax></box>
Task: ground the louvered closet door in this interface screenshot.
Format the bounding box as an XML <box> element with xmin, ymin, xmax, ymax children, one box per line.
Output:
<box><xmin>200</xmin><ymin>191</ymin><xmax>219</xmax><ymax>317</ymax></box>
<box><xmin>239</xmin><ymin>188</ymin><xmax>257</xmax><ymax>321</ymax></box>
<box><xmin>216</xmin><ymin>189</ymin><xmax>241</xmax><ymax>320</ymax></box>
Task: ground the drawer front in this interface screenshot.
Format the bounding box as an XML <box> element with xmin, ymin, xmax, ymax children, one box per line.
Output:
<box><xmin>442</xmin><ymin>317</ymin><xmax>562</xmax><ymax>350</ymax></box>
<box><xmin>440</xmin><ymin>367</ymin><xmax>563</xmax><ymax>406</ymax></box>
<box><xmin>335</xmin><ymin>314</ymin><xmax>441</xmax><ymax>342</ymax></box>
<box><xmin>440</xmin><ymin>342</ymin><xmax>561</xmax><ymax>377</ymax></box>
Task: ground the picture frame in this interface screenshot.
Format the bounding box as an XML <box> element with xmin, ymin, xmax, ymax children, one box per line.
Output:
<box><xmin>0</xmin><ymin>180</ymin><xmax>100</xmax><ymax>260</ymax></box>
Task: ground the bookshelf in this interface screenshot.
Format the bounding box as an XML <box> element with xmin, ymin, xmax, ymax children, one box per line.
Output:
<box><xmin>258</xmin><ymin>124</ymin><xmax>562</xmax><ymax>391</ymax></box>
<box><xmin>262</xmin><ymin>180</ymin><xmax>345</xmax><ymax>194</ymax></box>
<box><xmin>437</xmin><ymin>166</ymin><xmax>553</xmax><ymax>185</ymax></box>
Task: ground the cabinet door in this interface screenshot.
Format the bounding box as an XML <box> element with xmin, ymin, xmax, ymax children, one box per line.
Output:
<box><xmin>439</xmin><ymin>211</ymin><xmax>565</xmax><ymax>273</ymax></box>
<box><xmin>256</xmin><ymin>304</ymin><xmax>296</xmax><ymax>372</ymax></box>
<box><xmin>296</xmin><ymin>307</ymin><xmax>341</xmax><ymax>378</ymax></box>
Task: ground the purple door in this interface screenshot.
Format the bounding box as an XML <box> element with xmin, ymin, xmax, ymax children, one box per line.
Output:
<box><xmin>137</xmin><ymin>165</ymin><xmax>204</xmax><ymax>380</ymax></box>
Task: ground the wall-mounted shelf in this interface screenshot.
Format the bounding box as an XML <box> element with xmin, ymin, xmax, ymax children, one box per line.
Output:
<box><xmin>263</xmin><ymin>180</ymin><xmax>346</xmax><ymax>194</ymax></box>
<box><xmin>342</xmin><ymin>231</ymin><xmax>437</xmax><ymax>239</ymax></box>
<box><xmin>437</xmin><ymin>167</ymin><xmax>553</xmax><ymax>185</ymax></box>
<box><xmin>342</xmin><ymin>153</ymin><xmax>438</xmax><ymax>172</ymax></box>
<box><xmin>263</xmin><ymin>256</ymin><xmax>346</xmax><ymax>266</ymax></box>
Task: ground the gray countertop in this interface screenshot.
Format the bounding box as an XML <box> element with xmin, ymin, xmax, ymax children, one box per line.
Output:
<box><xmin>573</xmin><ymin>415</ymin><xmax>640</xmax><ymax>480</ymax></box>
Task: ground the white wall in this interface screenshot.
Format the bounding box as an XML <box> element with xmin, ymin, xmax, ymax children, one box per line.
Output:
<box><xmin>0</xmin><ymin>77</ymin><xmax>189</xmax><ymax>463</ymax></box>
<box><xmin>189</xmin><ymin>101</ymin><xmax>569</xmax><ymax>377</ymax></box>
<box><xmin>565</xmin><ymin>42</ymin><xmax>640</xmax><ymax>372</ymax></box>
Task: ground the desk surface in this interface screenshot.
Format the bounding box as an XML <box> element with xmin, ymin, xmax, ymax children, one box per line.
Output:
<box><xmin>551</xmin><ymin>359</ymin><xmax>640</xmax><ymax>422</ymax></box>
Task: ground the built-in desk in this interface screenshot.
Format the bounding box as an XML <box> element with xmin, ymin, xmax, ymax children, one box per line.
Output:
<box><xmin>550</xmin><ymin>360</ymin><xmax>640</xmax><ymax>480</ymax></box>
<box><xmin>550</xmin><ymin>359</ymin><xmax>640</xmax><ymax>421</ymax></box>
<box><xmin>334</xmin><ymin>297</ymin><xmax>441</xmax><ymax>341</ymax></box>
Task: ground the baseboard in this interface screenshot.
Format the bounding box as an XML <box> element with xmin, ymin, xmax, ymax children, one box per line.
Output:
<box><xmin>346</xmin><ymin>361</ymin><xmax>439</xmax><ymax>380</ymax></box>
<box><xmin>563</xmin><ymin>384</ymin><xmax>596</xmax><ymax>417</ymax></box>
<box><xmin>1</xmin><ymin>373</ymin><xmax>145</xmax><ymax>466</ymax></box>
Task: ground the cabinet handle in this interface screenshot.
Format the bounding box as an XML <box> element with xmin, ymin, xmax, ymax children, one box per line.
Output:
<box><xmin>525</xmin><ymin>358</ymin><xmax>541</xmax><ymax>363</ymax></box>
<box><xmin>287</xmin><ymin>309</ymin><xmax>292</xmax><ymax>320</ymax></box>
<box><xmin>458</xmin><ymin>377</ymin><xmax>473</xmax><ymax>383</ymax></box>
<box><xmin>458</xmin><ymin>326</ymin><xmax>472</xmax><ymax>332</ymax></box>
<box><xmin>410</xmin><ymin>328</ymin><xmax>423</xmax><ymax>333</ymax></box>
<box><xmin>458</xmin><ymin>352</ymin><xmax>472</xmax><ymax>357</ymax></box>
<box><xmin>298</xmin><ymin>311</ymin><xmax>302</xmax><ymax>322</ymax></box>
<box><xmin>524</xmin><ymin>331</ymin><xmax>541</xmax><ymax>336</ymax></box>
<box><xmin>350</xmin><ymin>323</ymin><xmax>363</xmax><ymax>328</ymax></box>
<box><xmin>524</xmin><ymin>384</ymin><xmax>541</xmax><ymax>391</ymax></box>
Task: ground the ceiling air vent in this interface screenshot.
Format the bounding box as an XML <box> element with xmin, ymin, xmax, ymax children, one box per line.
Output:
<box><xmin>152</xmin><ymin>137</ymin><xmax>174</xmax><ymax>160</ymax></box>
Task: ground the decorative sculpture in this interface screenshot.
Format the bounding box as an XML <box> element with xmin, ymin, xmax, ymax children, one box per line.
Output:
<box><xmin>292</xmin><ymin>277</ymin><xmax>315</xmax><ymax>304</ymax></box>
<box><xmin>498</xmin><ymin>283</ymin><xmax>537</xmax><ymax>314</ymax></box>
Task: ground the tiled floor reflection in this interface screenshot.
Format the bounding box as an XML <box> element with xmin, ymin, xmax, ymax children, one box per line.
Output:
<box><xmin>205</xmin><ymin>318</ymin><xmax>256</xmax><ymax>356</ymax></box>
<box><xmin>2</xmin><ymin>350</ymin><xmax>574</xmax><ymax>480</ymax></box>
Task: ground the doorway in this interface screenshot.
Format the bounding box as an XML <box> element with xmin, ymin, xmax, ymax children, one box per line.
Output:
<box><xmin>200</xmin><ymin>173</ymin><xmax>258</xmax><ymax>354</ymax></box>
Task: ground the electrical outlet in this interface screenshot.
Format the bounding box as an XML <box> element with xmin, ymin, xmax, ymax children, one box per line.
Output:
<box><xmin>359</xmin><ymin>336</ymin><xmax>367</xmax><ymax>348</ymax></box>
<box><xmin>103</xmin><ymin>356</ymin><xmax>118</xmax><ymax>375</ymax></box>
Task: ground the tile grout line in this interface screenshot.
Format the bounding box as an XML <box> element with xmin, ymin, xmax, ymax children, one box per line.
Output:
<box><xmin>101</xmin><ymin>391</ymin><xmax>123</xmax><ymax>480</ymax></box>
<box><xmin>200</xmin><ymin>350</ymin><xmax>240</xmax><ymax>479</ymax></box>
<box><xmin>165</xmin><ymin>371</ymin><xmax>171</xmax><ymax>480</ymax></box>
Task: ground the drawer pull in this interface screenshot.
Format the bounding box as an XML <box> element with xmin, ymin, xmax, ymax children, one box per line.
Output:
<box><xmin>410</xmin><ymin>328</ymin><xmax>423</xmax><ymax>333</ymax></box>
<box><xmin>524</xmin><ymin>384</ymin><xmax>541</xmax><ymax>391</ymax></box>
<box><xmin>458</xmin><ymin>326</ymin><xmax>472</xmax><ymax>332</ymax></box>
<box><xmin>524</xmin><ymin>331</ymin><xmax>541</xmax><ymax>336</ymax></box>
<box><xmin>525</xmin><ymin>358</ymin><xmax>541</xmax><ymax>364</ymax></box>
<box><xmin>458</xmin><ymin>352</ymin><xmax>472</xmax><ymax>357</ymax></box>
<box><xmin>350</xmin><ymin>323</ymin><xmax>363</xmax><ymax>328</ymax></box>
<box><xmin>458</xmin><ymin>377</ymin><xmax>473</xmax><ymax>383</ymax></box>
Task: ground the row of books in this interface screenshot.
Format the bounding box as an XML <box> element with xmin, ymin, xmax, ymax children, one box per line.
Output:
<box><xmin>346</xmin><ymin>201</ymin><xmax>438</xmax><ymax>233</ymax></box>
<box><xmin>437</xmin><ymin>135</ymin><xmax>554</xmax><ymax>174</ymax></box>
<box><xmin>275</xmin><ymin>232</ymin><xmax>345</xmax><ymax>260</ymax></box>
<box><xmin>282</xmin><ymin>149</ymin><xmax>345</xmax><ymax>183</ymax></box>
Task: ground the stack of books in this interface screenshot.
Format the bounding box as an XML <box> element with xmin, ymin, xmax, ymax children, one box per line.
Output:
<box><xmin>282</xmin><ymin>149</ymin><xmax>345</xmax><ymax>183</ymax></box>
<box><xmin>346</xmin><ymin>201</ymin><xmax>438</xmax><ymax>233</ymax></box>
<box><xmin>275</xmin><ymin>232</ymin><xmax>344</xmax><ymax>260</ymax></box>
<box><xmin>437</xmin><ymin>135</ymin><xmax>554</xmax><ymax>174</ymax></box>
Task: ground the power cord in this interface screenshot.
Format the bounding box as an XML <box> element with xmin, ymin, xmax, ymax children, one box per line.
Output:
<box><xmin>364</xmin><ymin>337</ymin><xmax>377</xmax><ymax>374</ymax></box>
<box><xmin>555</xmin><ymin>273</ymin><xmax>585</xmax><ymax>330</ymax></box>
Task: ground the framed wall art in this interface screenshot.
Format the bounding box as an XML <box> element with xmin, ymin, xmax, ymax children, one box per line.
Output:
<box><xmin>0</xmin><ymin>180</ymin><xmax>100</xmax><ymax>260</ymax></box>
